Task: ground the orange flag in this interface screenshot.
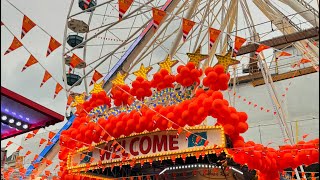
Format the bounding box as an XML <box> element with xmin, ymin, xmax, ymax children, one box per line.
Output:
<box><xmin>182</xmin><ymin>18</ymin><xmax>196</xmax><ymax>42</ymax></box>
<box><xmin>152</xmin><ymin>8</ymin><xmax>166</xmax><ymax>30</ymax></box>
<box><xmin>45</xmin><ymin>171</ymin><xmax>51</xmax><ymax>176</ymax></box>
<box><xmin>21</xmin><ymin>55</ymin><xmax>38</xmax><ymax>72</ymax></box>
<box><xmin>33</xmin><ymin>154</ymin><xmax>39</xmax><ymax>161</ymax></box>
<box><xmin>46</xmin><ymin>36</ymin><xmax>61</xmax><ymax>57</ymax></box>
<box><xmin>233</xmin><ymin>36</ymin><xmax>246</xmax><ymax>56</ymax></box>
<box><xmin>16</xmin><ymin>146</ymin><xmax>23</xmax><ymax>151</ymax></box>
<box><xmin>90</xmin><ymin>70</ymin><xmax>103</xmax><ymax>86</ymax></box>
<box><xmin>24</xmin><ymin>150</ymin><xmax>32</xmax><ymax>157</ymax></box>
<box><xmin>39</xmin><ymin>138</ymin><xmax>46</xmax><ymax>147</ymax></box>
<box><xmin>32</xmin><ymin>129</ymin><xmax>39</xmax><ymax>135</ymax></box>
<box><xmin>118</xmin><ymin>0</ymin><xmax>133</xmax><ymax>20</ymax></box>
<box><xmin>53</xmin><ymin>83</ymin><xmax>63</xmax><ymax>99</ymax></box>
<box><xmin>209</xmin><ymin>27</ymin><xmax>221</xmax><ymax>49</ymax></box>
<box><xmin>48</xmin><ymin>131</ymin><xmax>56</xmax><ymax>140</ymax></box>
<box><xmin>46</xmin><ymin>141</ymin><xmax>53</xmax><ymax>146</ymax></box>
<box><xmin>5</xmin><ymin>141</ymin><xmax>13</xmax><ymax>148</ymax></box>
<box><xmin>66</xmin><ymin>95</ymin><xmax>74</xmax><ymax>110</ymax></box>
<box><xmin>255</xmin><ymin>44</ymin><xmax>270</xmax><ymax>56</ymax></box>
<box><xmin>300</xmin><ymin>58</ymin><xmax>311</xmax><ymax>64</ymax></box>
<box><xmin>4</xmin><ymin>37</ymin><xmax>23</xmax><ymax>55</ymax></box>
<box><xmin>40</xmin><ymin>70</ymin><xmax>52</xmax><ymax>87</ymax></box>
<box><xmin>21</xmin><ymin>15</ymin><xmax>36</xmax><ymax>39</ymax></box>
<box><xmin>278</xmin><ymin>51</ymin><xmax>291</xmax><ymax>57</ymax></box>
<box><xmin>46</xmin><ymin>159</ymin><xmax>53</xmax><ymax>166</ymax></box>
<box><xmin>69</xmin><ymin>53</ymin><xmax>84</xmax><ymax>72</ymax></box>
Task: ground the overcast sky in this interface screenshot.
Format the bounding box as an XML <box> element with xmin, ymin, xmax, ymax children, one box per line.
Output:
<box><xmin>1</xmin><ymin>0</ymin><xmax>319</xmax><ymax>156</ymax></box>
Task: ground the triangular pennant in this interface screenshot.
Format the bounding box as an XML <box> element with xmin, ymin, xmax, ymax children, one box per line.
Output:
<box><xmin>46</xmin><ymin>37</ymin><xmax>61</xmax><ymax>57</ymax></box>
<box><xmin>21</xmin><ymin>15</ymin><xmax>36</xmax><ymax>39</ymax></box>
<box><xmin>118</xmin><ymin>0</ymin><xmax>133</xmax><ymax>20</ymax></box>
<box><xmin>300</xmin><ymin>58</ymin><xmax>311</xmax><ymax>64</ymax></box>
<box><xmin>53</xmin><ymin>83</ymin><xmax>63</xmax><ymax>99</ymax></box>
<box><xmin>233</xmin><ymin>36</ymin><xmax>246</xmax><ymax>56</ymax></box>
<box><xmin>40</xmin><ymin>70</ymin><xmax>52</xmax><ymax>87</ymax></box>
<box><xmin>39</xmin><ymin>138</ymin><xmax>47</xmax><ymax>147</ymax></box>
<box><xmin>66</xmin><ymin>95</ymin><xmax>74</xmax><ymax>110</ymax></box>
<box><xmin>152</xmin><ymin>8</ymin><xmax>166</xmax><ymax>30</ymax></box>
<box><xmin>278</xmin><ymin>51</ymin><xmax>291</xmax><ymax>57</ymax></box>
<box><xmin>5</xmin><ymin>141</ymin><xmax>13</xmax><ymax>148</ymax></box>
<box><xmin>209</xmin><ymin>27</ymin><xmax>221</xmax><ymax>49</ymax></box>
<box><xmin>4</xmin><ymin>37</ymin><xmax>23</xmax><ymax>55</ymax></box>
<box><xmin>16</xmin><ymin>146</ymin><xmax>23</xmax><ymax>151</ymax></box>
<box><xmin>69</xmin><ymin>53</ymin><xmax>84</xmax><ymax>72</ymax></box>
<box><xmin>48</xmin><ymin>131</ymin><xmax>56</xmax><ymax>140</ymax></box>
<box><xmin>255</xmin><ymin>44</ymin><xmax>270</xmax><ymax>56</ymax></box>
<box><xmin>32</xmin><ymin>129</ymin><xmax>40</xmax><ymax>135</ymax></box>
<box><xmin>182</xmin><ymin>18</ymin><xmax>196</xmax><ymax>42</ymax></box>
<box><xmin>24</xmin><ymin>150</ymin><xmax>32</xmax><ymax>157</ymax></box>
<box><xmin>90</xmin><ymin>70</ymin><xmax>103</xmax><ymax>86</ymax></box>
<box><xmin>21</xmin><ymin>55</ymin><xmax>38</xmax><ymax>72</ymax></box>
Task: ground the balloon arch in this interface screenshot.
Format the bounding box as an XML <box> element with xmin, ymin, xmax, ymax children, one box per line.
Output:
<box><xmin>57</xmin><ymin>56</ymin><xmax>319</xmax><ymax>180</ymax></box>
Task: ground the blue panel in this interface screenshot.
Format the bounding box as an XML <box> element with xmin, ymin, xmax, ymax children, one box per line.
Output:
<box><xmin>24</xmin><ymin>115</ymin><xmax>75</xmax><ymax>177</ymax></box>
<box><xmin>188</xmin><ymin>132</ymin><xmax>207</xmax><ymax>147</ymax></box>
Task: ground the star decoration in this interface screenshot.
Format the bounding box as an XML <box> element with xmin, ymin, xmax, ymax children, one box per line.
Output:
<box><xmin>90</xmin><ymin>81</ymin><xmax>105</xmax><ymax>94</ymax></box>
<box><xmin>133</xmin><ymin>64</ymin><xmax>153</xmax><ymax>79</ymax></box>
<box><xmin>158</xmin><ymin>55</ymin><xmax>178</xmax><ymax>73</ymax></box>
<box><xmin>111</xmin><ymin>72</ymin><xmax>127</xmax><ymax>86</ymax></box>
<box><xmin>71</xmin><ymin>93</ymin><xmax>86</xmax><ymax>107</ymax></box>
<box><xmin>186</xmin><ymin>46</ymin><xmax>209</xmax><ymax>67</ymax></box>
<box><xmin>214</xmin><ymin>51</ymin><xmax>240</xmax><ymax>72</ymax></box>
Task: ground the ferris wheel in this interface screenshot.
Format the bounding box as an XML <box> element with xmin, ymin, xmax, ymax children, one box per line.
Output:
<box><xmin>61</xmin><ymin>0</ymin><xmax>318</xmax><ymax>99</ymax></box>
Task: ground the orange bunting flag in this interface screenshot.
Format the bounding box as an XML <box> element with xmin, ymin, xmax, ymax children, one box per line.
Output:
<box><xmin>21</xmin><ymin>55</ymin><xmax>38</xmax><ymax>72</ymax></box>
<box><xmin>5</xmin><ymin>141</ymin><xmax>13</xmax><ymax>148</ymax></box>
<box><xmin>302</xmin><ymin>134</ymin><xmax>309</xmax><ymax>139</ymax></box>
<box><xmin>278</xmin><ymin>51</ymin><xmax>291</xmax><ymax>57</ymax></box>
<box><xmin>24</xmin><ymin>150</ymin><xmax>32</xmax><ymax>157</ymax></box>
<box><xmin>4</xmin><ymin>37</ymin><xmax>23</xmax><ymax>55</ymax></box>
<box><xmin>33</xmin><ymin>154</ymin><xmax>39</xmax><ymax>161</ymax></box>
<box><xmin>16</xmin><ymin>146</ymin><xmax>23</xmax><ymax>151</ymax></box>
<box><xmin>32</xmin><ymin>129</ymin><xmax>40</xmax><ymax>135</ymax></box>
<box><xmin>182</xmin><ymin>18</ymin><xmax>196</xmax><ymax>42</ymax></box>
<box><xmin>46</xmin><ymin>36</ymin><xmax>61</xmax><ymax>57</ymax></box>
<box><xmin>53</xmin><ymin>83</ymin><xmax>63</xmax><ymax>99</ymax></box>
<box><xmin>90</xmin><ymin>70</ymin><xmax>103</xmax><ymax>86</ymax></box>
<box><xmin>66</xmin><ymin>95</ymin><xmax>74</xmax><ymax>110</ymax></box>
<box><xmin>152</xmin><ymin>8</ymin><xmax>166</xmax><ymax>30</ymax></box>
<box><xmin>46</xmin><ymin>141</ymin><xmax>53</xmax><ymax>146</ymax></box>
<box><xmin>118</xmin><ymin>0</ymin><xmax>133</xmax><ymax>20</ymax></box>
<box><xmin>40</xmin><ymin>70</ymin><xmax>52</xmax><ymax>87</ymax></box>
<box><xmin>209</xmin><ymin>27</ymin><xmax>221</xmax><ymax>49</ymax></box>
<box><xmin>255</xmin><ymin>44</ymin><xmax>270</xmax><ymax>56</ymax></box>
<box><xmin>21</xmin><ymin>15</ymin><xmax>36</xmax><ymax>39</ymax></box>
<box><xmin>24</xmin><ymin>133</ymin><xmax>34</xmax><ymax>141</ymax></box>
<box><xmin>46</xmin><ymin>159</ymin><xmax>53</xmax><ymax>166</ymax></box>
<box><xmin>177</xmin><ymin>127</ymin><xmax>183</xmax><ymax>136</ymax></box>
<box><xmin>48</xmin><ymin>131</ymin><xmax>56</xmax><ymax>140</ymax></box>
<box><xmin>39</xmin><ymin>138</ymin><xmax>47</xmax><ymax>147</ymax></box>
<box><xmin>233</xmin><ymin>36</ymin><xmax>246</xmax><ymax>56</ymax></box>
<box><xmin>300</xmin><ymin>58</ymin><xmax>311</xmax><ymax>64</ymax></box>
<box><xmin>45</xmin><ymin>171</ymin><xmax>51</xmax><ymax>176</ymax></box>
<box><xmin>69</xmin><ymin>53</ymin><xmax>84</xmax><ymax>72</ymax></box>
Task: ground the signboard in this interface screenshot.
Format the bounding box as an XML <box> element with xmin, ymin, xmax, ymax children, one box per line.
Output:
<box><xmin>68</xmin><ymin>126</ymin><xmax>225</xmax><ymax>172</ymax></box>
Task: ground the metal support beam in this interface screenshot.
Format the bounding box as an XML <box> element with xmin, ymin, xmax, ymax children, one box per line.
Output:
<box><xmin>236</xmin><ymin>27</ymin><xmax>319</xmax><ymax>56</ymax></box>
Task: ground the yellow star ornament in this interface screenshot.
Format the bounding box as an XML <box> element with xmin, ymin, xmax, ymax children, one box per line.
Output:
<box><xmin>133</xmin><ymin>64</ymin><xmax>153</xmax><ymax>79</ymax></box>
<box><xmin>214</xmin><ymin>51</ymin><xmax>240</xmax><ymax>72</ymax></box>
<box><xmin>187</xmin><ymin>46</ymin><xmax>209</xmax><ymax>67</ymax></box>
<box><xmin>111</xmin><ymin>72</ymin><xmax>127</xmax><ymax>86</ymax></box>
<box><xmin>71</xmin><ymin>93</ymin><xmax>86</xmax><ymax>107</ymax></box>
<box><xmin>158</xmin><ymin>55</ymin><xmax>178</xmax><ymax>73</ymax></box>
<box><xmin>90</xmin><ymin>81</ymin><xmax>105</xmax><ymax>94</ymax></box>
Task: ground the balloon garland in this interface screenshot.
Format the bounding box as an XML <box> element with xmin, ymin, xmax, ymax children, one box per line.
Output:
<box><xmin>56</xmin><ymin>61</ymin><xmax>319</xmax><ymax>180</ymax></box>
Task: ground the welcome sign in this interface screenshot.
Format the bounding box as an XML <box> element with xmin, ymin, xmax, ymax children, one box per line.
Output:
<box><xmin>68</xmin><ymin>126</ymin><xmax>225</xmax><ymax>171</ymax></box>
